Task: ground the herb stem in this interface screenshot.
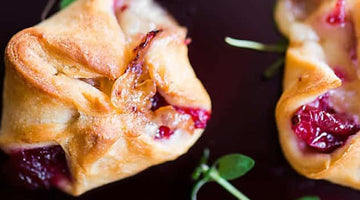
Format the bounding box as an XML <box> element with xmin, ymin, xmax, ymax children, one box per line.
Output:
<box><xmin>41</xmin><ymin>0</ymin><xmax>57</xmax><ymax>21</ymax></box>
<box><xmin>209</xmin><ymin>169</ymin><xmax>250</xmax><ymax>200</ymax></box>
<box><xmin>263</xmin><ymin>57</ymin><xmax>285</xmax><ymax>78</ymax></box>
<box><xmin>225</xmin><ymin>37</ymin><xmax>286</xmax><ymax>53</ymax></box>
<box><xmin>191</xmin><ymin>178</ymin><xmax>209</xmax><ymax>200</ymax></box>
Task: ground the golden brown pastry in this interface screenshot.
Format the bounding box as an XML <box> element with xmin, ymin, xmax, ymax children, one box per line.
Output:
<box><xmin>0</xmin><ymin>0</ymin><xmax>211</xmax><ymax>196</ymax></box>
<box><xmin>275</xmin><ymin>0</ymin><xmax>360</xmax><ymax>190</ymax></box>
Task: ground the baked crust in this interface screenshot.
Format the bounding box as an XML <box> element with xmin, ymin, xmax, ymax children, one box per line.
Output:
<box><xmin>0</xmin><ymin>0</ymin><xmax>211</xmax><ymax>195</ymax></box>
<box><xmin>275</xmin><ymin>0</ymin><xmax>360</xmax><ymax>190</ymax></box>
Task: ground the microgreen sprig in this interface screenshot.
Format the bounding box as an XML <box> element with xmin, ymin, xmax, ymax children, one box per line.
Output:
<box><xmin>225</xmin><ymin>37</ymin><xmax>287</xmax><ymax>53</ymax></box>
<box><xmin>263</xmin><ymin>57</ymin><xmax>285</xmax><ymax>78</ymax></box>
<box><xmin>225</xmin><ymin>36</ymin><xmax>288</xmax><ymax>78</ymax></box>
<box><xmin>41</xmin><ymin>0</ymin><xmax>57</xmax><ymax>21</ymax></box>
<box><xmin>191</xmin><ymin>149</ymin><xmax>255</xmax><ymax>200</ymax></box>
<box><xmin>192</xmin><ymin>149</ymin><xmax>321</xmax><ymax>200</ymax></box>
<box><xmin>60</xmin><ymin>0</ymin><xmax>76</xmax><ymax>9</ymax></box>
<box><xmin>295</xmin><ymin>196</ymin><xmax>320</xmax><ymax>200</ymax></box>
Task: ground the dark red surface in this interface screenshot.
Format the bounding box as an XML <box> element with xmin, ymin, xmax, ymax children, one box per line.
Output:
<box><xmin>174</xmin><ymin>106</ymin><xmax>211</xmax><ymax>129</ymax></box>
<box><xmin>1</xmin><ymin>0</ymin><xmax>360</xmax><ymax>199</ymax></box>
<box><xmin>155</xmin><ymin>126</ymin><xmax>174</xmax><ymax>140</ymax></box>
<box><xmin>292</xmin><ymin>93</ymin><xmax>360</xmax><ymax>153</ymax></box>
<box><xmin>326</xmin><ymin>0</ymin><xmax>346</xmax><ymax>25</ymax></box>
<box><xmin>4</xmin><ymin>146</ymin><xmax>71</xmax><ymax>190</ymax></box>
<box><xmin>150</xmin><ymin>92</ymin><xmax>169</xmax><ymax>111</ymax></box>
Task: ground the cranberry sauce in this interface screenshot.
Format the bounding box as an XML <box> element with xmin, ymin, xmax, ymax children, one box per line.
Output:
<box><xmin>326</xmin><ymin>0</ymin><xmax>346</xmax><ymax>25</ymax></box>
<box><xmin>155</xmin><ymin>126</ymin><xmax>175</xmax><ymax>140</ymax></box>
<box><xmin>150</xmin><ymin>92</ymin><xmax>169</xmax><ymax>111</ymax></box>
<box><xmin>151</xmin><ymin>93</ymin><xmax>211</xmax><ymax>139</ymax></box>
<box><xmin>4</xmin><ymin>145</ymin><xmax>71</xmax><ymax>190</ymax></box>
<box><xmin>174</xmin><ymin>107</ymin><xmax>211</xmax><ymax>129</ymax></box>
<box><xmin>151</xmin><ymin>93</ymin><xmax>211</xmax><ymax>129</ymax></box>
<box><xmin>333</xmin><ymin>67</ymin><xmax>349</xmax><ymax>82</ymax></box>
<box><xmin>184</xmin><ymin>38</ymin><xmax>192</xmax><ymax>46</ymax></box>
<box><xmin>292</xmin><ymin>93</ymin><xmax>360</xmax><ymax>153</ymax></box>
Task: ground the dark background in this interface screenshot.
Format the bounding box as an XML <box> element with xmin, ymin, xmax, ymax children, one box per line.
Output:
<box><xmin>1</xmin><ymin>0</ymin><xmax>360</xmax><ymax>199</ymax></box>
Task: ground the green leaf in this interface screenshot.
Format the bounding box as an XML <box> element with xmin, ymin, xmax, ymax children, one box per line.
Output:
<box><xmin>192</xmin><ymin>166</ymin><xmax>203</xmax><ymax>181</ymax></box>
<box><xmin>295</xmin><ymin>196</ymin><xmax>320</xmax><ymax>200</ymax></box>
<box><xmin>215</xmin><ymin>154</ymin><xmax>255</xmax><ymax>181</ymax></box>
<box><xmin>192</xmin><ymin>149</ymin><xmax>210</xmax><ymax>180</ymax></box>
<box><xmin>60</xmin><ymin>0</ymin><xmax>76</xmax><ymax>9</ymax></box>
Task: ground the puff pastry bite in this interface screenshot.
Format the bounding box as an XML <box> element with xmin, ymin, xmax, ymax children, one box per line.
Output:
<box><xmin>0</xmin><ymin>0</ymin><xmax>211</xmax><ymax>196</ymax></box>
<box><xmin>275</xmin><ymin>0</ymin><xmax>360</xmax><ymax>190</ymax></box>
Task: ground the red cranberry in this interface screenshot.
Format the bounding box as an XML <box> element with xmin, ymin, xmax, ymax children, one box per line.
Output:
<box><xmin>174</xmin><ymin>107</ymin><xmax>211</xmax><ymax>129</ymax></box>
<box><xmin>120</xmin><ymin>5</ymin><xmax>128</xmax><ymax>12</ymax></box>
<box><xmin>155</xmin><ymin>126</ymin><xmax>174</xmax><ymax>139</ymax></box>
<box><xmin>333</xmin><ymin>67</ymin><xmax>348</xmax><ymax>82</ymax></box>
<box><xmin>326</xmin><ymin>0</ymin><xmax>346</xmax><ymax>25</ymax></box>
<box><xmin>292</xmin><ymin>94</ymin><xmax>360</xmax><ymax>153</ymax></box>
<box><xmin>184</xmin><ymin>38</ymin><xmax>192</xmax><ymax>46</ymax></box>
<box><xmin>4</xmin><ymin>145</ymin><xmax>71</xmax><ymax>190</ymax></box>
<box><xmin>150</xmin><ymin>93</ymin><xmax>211</xmax><ymax>129</ymax></box>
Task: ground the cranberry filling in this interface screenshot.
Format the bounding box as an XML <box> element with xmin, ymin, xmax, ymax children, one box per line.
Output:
<box><xmin>150</xmin><ymin>92</ymin><xmax>169</xmax><ymax>111</ymax></box>
<box><xmin>292</xmin><ymin>94</ymin><xmax>360</xmax><ymax>153</ymax></box>
<box><xmin>155</xmin><ymin>126</ymin><xmax>174</xmax><ymax>140</ymax></box>
<box><xmin>4</xmin><ymin>145</ymin><xmax>71</xmax><ymax>190</ymax></box>
<box><xmin>184</xmin><ymin>38</ymin><xmax>192</xmax><ymax>46</ymax></box>
<box><xmin>151</xmin><ymin>93</ymin><xmax>211</xmax><ymax>129</ymax></box>
<box><xmin>333</xmin><ymin>67</ymin><xmax>348</xmax><ymax>82</ymax></box>
<box><xmin>326</xmin><ymin>0</ymin><xmax>346</xmax><ymax>25</ymax></box>
<box><xmin>174</xmin><ymin>106</ymin><xmax>211</xmax><ymax>129</ymax></box>
<box><xmin>151</xmin><ymin>93</ymin><xmax>210</xmax><ymax>140</ymax></box>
